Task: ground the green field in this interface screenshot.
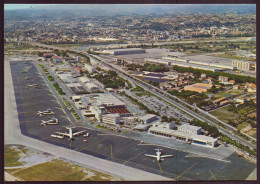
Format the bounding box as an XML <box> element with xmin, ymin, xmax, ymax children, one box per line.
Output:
<box><xmin>213</xmin><ymin>89</ymin><xmax>245</xmax><ymax>98</ymax></box>
<box><xmin>13</xmin><ymin>159</ymin><xmax>121</xmax><ymax>181</ymax></box>
<box><xmin>4</xmin><ymin>147</ymin><xmax>28</xmax><ymax>167</ymax></box>
<box><xmin>209</xmin><ymin>105</ymin><xmax>238</xmax><ymax>123</ymax></box>
<box><xmin>95</xmin><ymin>125</ymin><xmax>107</xmax><ymax>129</ymax></box>
<box><xmin>210</xmin><ymin>52</ymin><xmax>256</xmax><ymax>61</ymax></box>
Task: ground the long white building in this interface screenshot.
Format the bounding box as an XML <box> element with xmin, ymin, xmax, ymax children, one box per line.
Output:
<box><xmin>148</xmin><ymin>127</ymin><xmax>218</xmax><ymax>148</ymax></box>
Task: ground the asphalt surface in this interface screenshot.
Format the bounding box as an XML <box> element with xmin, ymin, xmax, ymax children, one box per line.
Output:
<box><xmin>5</xmin><ymin>60</ymin><xmax>170</xmax><ymax>181</ymax></box>
<box><xmin>5</xmin><ymin>59</ymin><xmax>256</xmax><ymax>181</ymax></box>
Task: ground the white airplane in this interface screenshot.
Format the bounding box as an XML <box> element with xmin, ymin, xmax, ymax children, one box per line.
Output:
<box><xmin>52</xmin><ymin>127</ymin><xmax>87</xmax><ymax>141</ymax></box>
<box><xmin>40</xmin><ymin>117</ymin><xmax>58</xmax><ymax>126</ymax></box>
<box><xmin>37</xmin><ymin>108</ymin><xmax>55</xmax><ymax>116</ymax></box>
<box><xmin>145</xmin><ymin>148</ymin><xmax>173</xmax><ymax>162</ymax></box>
<box><xmin>27</xmin><ymin>84</ymin><xmax>39</xmax><ymax>89</ymax></box>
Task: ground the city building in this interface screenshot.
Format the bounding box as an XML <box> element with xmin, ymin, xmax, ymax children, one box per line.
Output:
<box><xmin>43</xmin><ymin>53</ymin><xmax>56</xmax><ymax>58</ymax></box>
<box><xmin>232</xmin><ymin>60</ymin><xmax>254</xmax><ymax>71</ymax></box>
<box><xmin>77</xmin><ymin>56</ymin><xmax>81</xmax><ymax>63</ymax></box>
<box><xmin>218</xmin><ymin>76</ymin><xmax>229</xmax><ymax>82</ymax></box>
<box><xmin>234</xmin><ymin>98</ymin><xmax>247</xmax><ymax>104</ymax></box>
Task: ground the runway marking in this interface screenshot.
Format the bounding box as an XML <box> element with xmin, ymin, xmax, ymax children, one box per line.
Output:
<box><xmin>209</xmin><ymin>169</ymin><xmax>217</xmax><ymax>180</ymax></box>
<box><xmin>123</xmin><ymin>151</ymin><xmax>146</xmax><ymax>165</ymax></box>
<box><xmin>24</xmin><ymin>120</ymin><xmax>39</xmax><ymax>123</ymax></box>
<box><xmin>176</xmin><ymin>161</ymin><xmax>199</xmax><ymax>180</ymax></box>
<box><xmin>111</xmin><ymin>144</ymin><xmax>113</xmax><ymax>159</ymax></box>
<box><xmin>78</xmin><ymin>139</ymin><xmax>104</xmax><ymax>152</ymax></box>
<box><xmin>157</xmin><ymin>161</ymin><xmax>163</xmax><ymax>173</ymax></box>
<box><xmin>185</xmin><ymin>155</ymin><xmax>231</xmax><ymax>163</ymax></box>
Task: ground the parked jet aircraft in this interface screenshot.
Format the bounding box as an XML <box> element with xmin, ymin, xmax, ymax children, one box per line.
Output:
<box><xmin>40</xmin><ymin>117</ymin><xmax>58</xmax><ymax>126</ymax></box>
<box><xmin>53</xmin><ymin>127</ymin><xmax>86</xmax><ymax>141</ymax></box>
<box><xmin>145</xmin><ymin>148</ymin><xmax>173</xmax><ymax>162</ymax></box>
<box><xmin>37</xmin><ymin>108</ymin><xmax>55</xmax><ymax>116</ymax></box>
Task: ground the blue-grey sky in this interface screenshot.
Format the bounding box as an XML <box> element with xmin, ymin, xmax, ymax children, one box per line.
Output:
<box><xmin>4</xmin><ymin>4</ymin><xmax>48</xmax><ymax>10</ymax></box>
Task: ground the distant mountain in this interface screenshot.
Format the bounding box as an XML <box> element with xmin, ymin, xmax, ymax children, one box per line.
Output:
<box><xmin>4</xmin><ymin>4</ymin><xmax>256</xmax><ymax>20</ymax></box>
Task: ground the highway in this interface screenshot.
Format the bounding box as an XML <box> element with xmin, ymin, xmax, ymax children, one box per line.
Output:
<box><xmin>26</xmin><ymin>42</ymin><xmax>256</xmax><ymax>150</ymax></box>
<box><xmin>4</xmin><ymin>58</ymin><xmax>171</xmax><ymax>181</ymax></box>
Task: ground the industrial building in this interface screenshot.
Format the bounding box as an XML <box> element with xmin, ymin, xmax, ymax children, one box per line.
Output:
<box><xmin>139</xmin><ymin>114</ymin><xmax>158</xmax><ymax>124</ymax></box>
<box><xmin>85</xmin><ymin>83</ymin><xmax>99</xmax><ymax>92</ymax></box>
<box><xmin>76</xmin><ymin>93</ymin><xmax>131</xmax><ymax>123</ymax></box>
<box><xmin>183</xmin><ymin>83</ymin><xmax>212</xmax><ymax>93</ymax></box>
<box><xmin>148</xmin><ymin>126</ymin><xmax>217</xmax><ymax>148</ymax></box>
<box><xmin>84</xmin><ymin>64</ymin><xmax>96</xmax><ymax>73</ymax></box>
<box><xmin>232</xmin><ymin>60</ymin><xmax>254</xmax><ymax>71</ymax></box>
<box><xmin>102</xmin><ymin>113</ymin><xmax>121</xmax><ymax>125</ymax></box>
<box><xmin>78</xmin><ymin>76</ymin><xmax>91</xmax><ymax>84</ymax></box>
<box><xmin>102</xmin><ymin>48</ymin><xmax>146</xmax><ymax>55</ymax></box>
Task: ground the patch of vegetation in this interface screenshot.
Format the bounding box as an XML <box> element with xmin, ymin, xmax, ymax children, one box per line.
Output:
<box><xmin>89</xmin><ymin>122</ymin><xmax>95</xmax><ymax>125</ymax></box>
<box><xmin>4</xmin><ymin>147</ymin><xmax>25</xmax><ymax>167</ymax></box>
<box><xmin>47</xmin><ymin>76</ymin><xmax>54</xmax><ymax>81</ymax></box>
<box><xmin>122</xmin><ymin>131</ymin><xmax>129</xmax><ymax>134</ymax></box>
<box><xmin>53</xmin><ymin>82</ymin><xmax>65</xmax><ymax>95</ymax></box>
<box><xmin>172</xmin><ymin>65</ymin><xmax>256</xmax><ymax>83</ymax></box>
<box><xmin>95</xmin><ymin>125</ymin><xmax>107</xmax><ymax>129</ymax></box>
<box><xmin>14</xmin><ymin>159</ymin><xmax>121</xmax><ymax>181</ymax></box>
<box><xmin>95</xmin><ymin>70</ymin><xmax>126</xmax><ymax>89</ymax></box>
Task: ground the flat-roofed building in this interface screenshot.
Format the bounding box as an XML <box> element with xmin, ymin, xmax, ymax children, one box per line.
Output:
<box><xmin>102</xmin><ymin>113</ymin><xmax>120</xmax><ymax>125</ymax></box>
<box><xmin>85</xmin><ymin>83</ymin><xmax>99</xmax><ymax>92</ymax></box>
<box><xmin>234</xmin><ymin>98</ymin><xmax>247</xmax><ymax>104</ymax></box>
<box><xmin>78</xmin><ymin>76</ymin><xmax>91</xmax><ymax>84</ymax></box>
<box><xmin>232</xmin><ymin>60</ymin><xmax>254</xmax><ymax>71</ymax></box>
<box><xmin>102</xmin><ymin>48</ymin><xmax>146</xmax><ymax>55</ymax></box>
<box><xmin>213</xmin><ymin>97</ymin><xmax>226</xmax><ymax>104</ymax></box>
<box><xmin>153</xmin><ymin>121</ymin><xmax>175</xmax><ymax>129</ymax></box>
<box><xmin>148</xmin><ymin>127</ymin><xmax>217</xmax><ymax>148</ymax></box>
<box><xmin>177</xmin><ymin>124</ymin><xmax>202</xmax><ymax>134</ymax></box>
<box><xmin>139</xmin><ymin>114</ymin><xmax>158</xmax><ymax>124</ymax></box>
<box><xmin>218</xmin><ymin>76</ymin><xmax>229</xmax><ymax>82</ymax></box>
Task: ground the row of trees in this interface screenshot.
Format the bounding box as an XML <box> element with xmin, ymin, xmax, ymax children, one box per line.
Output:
<box><xmin>53</xmin><ymin>82</ymin><xmax>65</xmax><ymax>95</ymax></box>
<box><xmin>172</xmin><ymin>65</ymin><xmax>256</xmax><ymax>83</ymax></box>
<box><xmin>95</xmin><ymin>70</ymin><xmax>125</xmax><ymax>89</ymax></box>
<box><xmin>126</xmin><ymin>63</ymin><xmax>169</xmax><ymax>72</ymax></box>
<box><xmin>189</xmin><ymin>120</ymin><xmax>220</xmax><ymax>138</ymax></box>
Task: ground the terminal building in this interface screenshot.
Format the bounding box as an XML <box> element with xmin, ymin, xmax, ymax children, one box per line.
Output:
<box><xmin>148</xmin><ymin>127</ymin><xmax>217</xmax><ymax>148</ymax></box>
<box><xmin>148</xmin><ymin>122</ymin><xmax>217</xmax><ymax>148</ymax></box>
<box><xmin>139</xmin><ymin>114</ymin><xmax>158</xmax><ymax>124</ymax></box>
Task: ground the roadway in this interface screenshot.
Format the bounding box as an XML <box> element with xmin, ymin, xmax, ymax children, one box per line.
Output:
<box><xmin>4</xmin><ymin>59</ymin><xmax>171</xmax><ymax>181</ymax></box>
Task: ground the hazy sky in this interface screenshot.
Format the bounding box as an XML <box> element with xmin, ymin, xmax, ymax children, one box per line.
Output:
<box><xmin>4</xmin><ymin>4</ymin><xmax>47</xmax><ymax>10</ymax></box>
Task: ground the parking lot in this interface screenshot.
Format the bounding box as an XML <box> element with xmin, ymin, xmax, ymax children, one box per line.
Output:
<box><xmin>9</xmin><ymin>60</ymin><xmax>256</xmax><ymax>180</ymax></box>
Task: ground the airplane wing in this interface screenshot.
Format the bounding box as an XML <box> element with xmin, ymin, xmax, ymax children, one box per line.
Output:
<box><xmin>73</xmin><ymin>130</ymin><xmax>86</xmax><ymax>136</ymax></box>
<box><xmin>161</xmin><ymin>155</ymin><xmax>174</xmax><ymax>158</ymax></box>
<box><xmin>145</xmin><ymin>154</ymin><xmax>157</xmax><ymax>158</ymax></box>
<box><xmin>55</xmin><ymin>132</ymin><xmax>70</xmax><ymax>137</ymax></box>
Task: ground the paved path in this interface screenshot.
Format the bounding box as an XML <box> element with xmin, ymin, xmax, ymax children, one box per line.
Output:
<box><xmin>4</xmin><ymin>59</ymin><xmax>171</xmax><ymax>181</ymax></box>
